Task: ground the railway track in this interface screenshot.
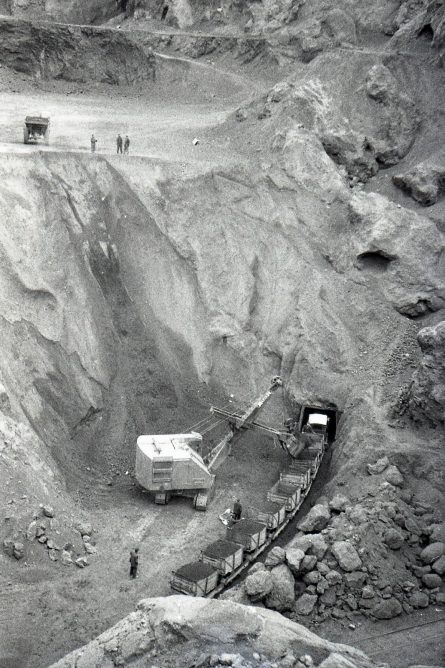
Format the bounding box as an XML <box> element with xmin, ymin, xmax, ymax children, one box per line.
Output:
<box><xmin>171</xmin><ymin>437</ymin><xmax>326</xmax><ymax>598</ymax></box>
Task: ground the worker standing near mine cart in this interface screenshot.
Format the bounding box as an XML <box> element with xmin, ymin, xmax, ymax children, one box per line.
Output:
<box><xmin>90</xmin><ymin>134</ymin><xmax>98</xmax><ymax>153</ymax></box>
<box><xmin>129</xmin><ymin>547</ymin><xmax>139</xmax><ymax>579</ymax></box>
<box><xmin>124</xmin><ymin>135</ymin><xmax>130</xmax><ymax>155</ymax></box>
<box><xmin>232</xmin><ymin>498</ymin><xmax>242</xmax><ymax>522</ymax></box>
<box><xmin>116</xmin><ymin>134</ymin><xmax>123</xmax><ymax>154</ymax></box>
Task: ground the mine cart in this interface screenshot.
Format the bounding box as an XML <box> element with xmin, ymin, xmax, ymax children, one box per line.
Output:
<box><xmin>280</xmin><ymin>460</ymin><xmax>312</xmax><ymax>488</ymax></box>
<box><xmin>226</xmin><ymin>519</ymin><xmax>267</xmax><ymax>552</ymax></box>
<box><xmin>256</xmin><ymin>499</ymin><xmax>286</xmax><ymax>530</ymax></box>
<box><xmin>200</xmin><ymin>539</ymin><xmax>244</xmax><ymax>576</ymax></box>
<box><xmin>267</xmin><ymin>480</ymin><xmax>301</xmax><ymax>511</ymax></box>
<box><xmin>171</xmin><ymin>561</ymin><xmax>219</xmax><ymax>596</ymax></box>
<box><xmin>24</xmin><ymin>116</ymin><xmax>50</xmax><ymax>144</ymax></box>
<box><xmin>297</xmin><ymin>448</ymin><xmax>322</xmax><ymax>474</ymax></box>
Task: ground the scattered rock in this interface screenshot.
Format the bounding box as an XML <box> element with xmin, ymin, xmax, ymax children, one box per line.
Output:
<box><xmin>384</xmin><ymin>528</ymin><xmax>404</xmax><ymax>550</ymax></box>
<box><xmin>344</xmin><ymin>571</ymin><xmax>366</xmax><ymax>590</ymax></box>
<box><xmin>432</xmin><ymin>555</ymin><xmax>445</xmax><ymax>576</ymax></box>
<box><xmin>265</xmin><ymin>564</ymin><xmax>295</xmax><ymax>611</ymax></box>
<box><xmin>75</xmin><ymin>521</ymin><xmax>93</xmax><ymax>537</ymax></box>
<box><xmin>289</xmin><ymin>534</ymin><xmax>328</xmax><ymax>559</ymax></box>
<box><xmin>367</xmin><ymin>457</ymin><xmax>389</xmax><ymax>475</ymax></box>
<box><xmin>84</xmin><ymin>543</ymin><xmax>97</xmax><ymax>555</ymax></box>
<box><xmin>329</xmin><ymin>494</ymin><xmax>349</xmax><ymax>513</ymax></box>
<box><xmin>372</xmin><ymin>597</ymin><xmax>402</xmax><ymax>619</ymax></box>
<box><xmin>13</xmin><ymin>542</ymin><xmax>25</xmax><ymax>560</ymax></box>
<box><xmin>298</xmin><ymin>505</ymin><xmax>331</xmax><ymax>532</ymax></box>
<box><xmin>301</xmin><ymin>555</ymin><xmax>318</xmax><ymax>572</ymax></box>
<box><xmin>393</xmin><ymin>158</ymin><xmax>445</xmax><ymax>206</ymax></box>
<box><xmin>409</xmin><ymin>591</ymin><xmax>429</xmax><ymax>609</ymax></box>
<box><xmin>48</xmin><ymin>549</ymin><xmax>59</xmax><ymax>562</ymax></box>
<box><xmin>408</xmin><ymin>322</ymin><xmax>445</xmax><ymax>426</ymax></box>
<box><xmin>361</xmin><ymin>585</ymin><xmax>375</xmax><ymax>599</ymax></box>
<box><xmin>384</xmin><ymin>465</ymin><xmax>404</xmax><ymax>487</ymax></box>
<box><xmin>265</xmin><ymin>546</ymin><xmax>286</xmax><ymax>568</ymax></box>
<box><xmin>331</xmin><ymin>541</ymin><xmax>362</xmax><ymax>572</ymax></box>
<box><xmin>422</xmin><ymin>573</ymin><xmax>442</xmax><ymax>589</ymax></box>
<box><xmin>286</xmin><ymin>548</ymin><xmax>305</xmax><ymax>574</ymax></box>
<box><xmin>26</xmin><ymin>520</ymin><xmax>37</xmax><ymax>541</ymax></box>
<box><xmin>420</xmin><ymin>542</ymin><xmax>445</xmax><ymax>564</ymax></box>
<box><xmin>326</xmin><ymin>570</ymin><xmax>342</xmax><ymax>585</ymax></box>
<box><xmin>42</xmin><ymin>505</ymin><xmax>55</xmax><ymax>518</ymax></box>
<box><xmin>244</xmin><ymin>569</ymin><xmax>273</xmax><ymax>600</ymax></box>
<box><xmin>295</xmin><ymin>593</ymin><xmax>318</xmax><ymax>616</ymax></box>
<box><xmin>75</xmin><ymin>556</ymin><xmax>88</xmax><ymax>568</ymax></box>
<box><xmin>61</xmin><ymin>550</ymin><xmax>73</xmax><ymax>566</ymax></box>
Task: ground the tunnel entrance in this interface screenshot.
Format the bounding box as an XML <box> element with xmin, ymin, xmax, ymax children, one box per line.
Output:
<box><xmin>298</xmin><ymin>405</ymin><xmax>340</xmax><ymax>442</ymax></box>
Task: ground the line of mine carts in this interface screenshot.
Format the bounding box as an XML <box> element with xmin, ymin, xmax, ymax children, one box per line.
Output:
<box><xmin>170</xmin><ymin>441</ymin><xmax>325</xmax><ymax>597</ymax></box>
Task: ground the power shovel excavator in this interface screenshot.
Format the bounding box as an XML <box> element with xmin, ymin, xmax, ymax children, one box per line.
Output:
<box><xmin>135</xmin><ymin>376</ymin><xmax>297</xmax><ymax>510</ymax></box>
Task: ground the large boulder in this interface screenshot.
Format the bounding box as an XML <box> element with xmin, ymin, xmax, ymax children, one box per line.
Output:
<box><xmin>244</xmin><ymin>569</ymin><xmax>274</xmax><ymax>601</ymax></box>
<box><xmin>407</xmin><ymin>322</ymin><xmax>445</xmax><ymax>426</ymax></box>
<box><xmin>295</xmin><ymin>593</ymin><xmax>318</xmax><ymax>616</ymax></box>
<box><xmin>265</xmin><ymin>546</ymin><xmax>286</xmax><ymax>568</ymax></box>
<box><xmin>265</xmin><ymin>564</ymin><xmax>296</xmax><ymax>611</ymax></box>
<box><xmin>298</xmin><ymin>505</ymin><xmax>331</xmax><ymax>532</ymax></box>
<box><xmin>420</xmin><ymin>542</ymin><xmax>445</xmax><ymax>564</ymax></box>
<box><xmin>393</xmin><ymin>155</ymin><xmax>445</xmax><ymax>206</ymax></box>
<box><xmin>48</xmin><ymin>596</ymin><xmax>379</xmax><ymax>668</ymax></box>
<box><xmin>372</xmin><ymin>598</ymin><xmax>403</xmax><ymax>619</ymax></box>
<box><xmin>384</xmin><ymin>528</ymin><xmax>404</xmax><ymax>550</ymax></box>
<box><xmin>289</xmin><ymin>534</ymin><xmax>328</xmax><ymax>559</ymax></box>
<box><xmin>286</xmin><ymin>548</ymin><xmax>306</xmax><ymax>574</ymax></box>
<box><xmin>331</xmin><ymin>541</ymin><xmax>362</xmax><ymax>572</ymax></box>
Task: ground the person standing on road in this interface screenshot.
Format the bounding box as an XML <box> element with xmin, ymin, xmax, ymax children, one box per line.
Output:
<box><xmin>129</xmin><ymin>547</ymin><xmax>139</xmax><ymax>579</ymax></box>
<box><xmin>117</xmin><ymin>134</ymin><xmax>123</xmax><ymax>154</ymax></box>
<box><xmin>124</xmin><ymin>135</ymin><xmax>130</xmax><ymax>155</ymax></box>
<box><xmin>90</xmin><ymin>134</ymin><xmax>98</xmax><ymax>153</ymax></box>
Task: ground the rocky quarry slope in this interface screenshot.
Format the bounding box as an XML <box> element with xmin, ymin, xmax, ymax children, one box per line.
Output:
<box><xmin>47</xmin><ymin>596</ymin><xmax>383</xmax><ymax>668</ymax></box>
<box><xmin>0</xmin><ymin>1</ymin><xmax>444</xmax><ymax>667</ymax></box>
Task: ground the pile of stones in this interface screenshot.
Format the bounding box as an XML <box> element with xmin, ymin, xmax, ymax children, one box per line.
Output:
<box><xmin>243</xmin><ymin>457</ymin><xmax>444</xmax><ymax>623</ymax></box>
<box><xmin>3</xmin><ymin>506</ymin><xmax>97</xmax><ymax>568</ymax></box>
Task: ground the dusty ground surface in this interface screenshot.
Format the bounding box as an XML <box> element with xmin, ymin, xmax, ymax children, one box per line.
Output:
<box><xmin>0</xmin><ymin>7</ymin><xmax>444</xmax><ymax>668</ymax></box>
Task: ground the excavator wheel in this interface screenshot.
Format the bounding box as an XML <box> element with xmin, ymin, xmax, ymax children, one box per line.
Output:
<box><xmin>154</xmin><ymin>491</ymin><xmax>169</xmax><ymax>505</ymax></box>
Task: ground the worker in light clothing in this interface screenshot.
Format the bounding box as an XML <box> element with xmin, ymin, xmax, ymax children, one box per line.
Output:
<box><xmin>116</xmin><ymin>134</ymin><xmax>123</xmax><ymax>154</ymax></box>
<box><xmin>124</xmin><ymin>135</ymin><xmax>130</xmax><ymax>155</ymax></box>
<box><xmin>129</xmin><ymin>547</ymin><xmax>139</xmax><ymax>578</ymax></box>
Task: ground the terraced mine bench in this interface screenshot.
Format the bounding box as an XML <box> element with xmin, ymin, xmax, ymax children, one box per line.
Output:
<box><xmin>171</xmin><ymin>561</ymin><xmax>219</xmax><ymax>596</ymax></box>
<box><xmin>267</xmin><ymin>480</ymin><xmax>302</xmax><ymax>511</ymax></box>
<box><xmin>200</xmin><ymin>539</ymin><xmax>244</xmax><ymax>575</ymax></box>
<box><xmin>226</xmin><ymin>519</ymin><xmax>267</xmax><ymax>552</ymax></box>
<box><xmin>256</xmin><ymin>499</ymin><xmax>287</xmax><ymax>530</ymax></box>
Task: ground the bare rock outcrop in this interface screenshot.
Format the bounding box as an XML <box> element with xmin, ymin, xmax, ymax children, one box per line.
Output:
<box><xmin>407</xmin><ymin>321</ymin><xmax>445</xmax><ymax>426</ymax></box>
<box><xmin>364</xmin><ymin>64</ymin><xmax>420</xmax><ymax>167</ymax></box>
<box><xmin>393</xmin><ymin>155</ymin><xmax>445</xmax><ymax>206</ymax></box>
<box><xmin>346</xmin><ymin>192</ymin><xmax>445</xmax><ymax>317</ymax></box>
<box><xmin>0</xmin><ymin>18</ymin><xmax>156</xmax><ymax>84</ymax></box>
<box><xmin>48</xmin><ymin>595</ymin><xmax>379</xmax><ymax>668</ymax></box>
